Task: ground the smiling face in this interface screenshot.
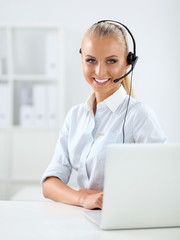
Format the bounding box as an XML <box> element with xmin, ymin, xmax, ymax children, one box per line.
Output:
<box><xmin>81</xmin><ymin>36</ymin><xmax>129</xmax><ymax>103</ymax></box>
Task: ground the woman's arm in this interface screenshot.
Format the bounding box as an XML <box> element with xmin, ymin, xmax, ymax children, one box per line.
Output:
<box><xmin>43</xmin><ymin>177</ymin><xmax>103</xmax><ymax>209</ymax></box>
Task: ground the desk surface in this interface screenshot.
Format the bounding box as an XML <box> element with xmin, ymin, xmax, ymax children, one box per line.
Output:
<box><xmin>0</xmin><ymin>200</ymin><xmax>180</xmax><ymax>240</ymax></box>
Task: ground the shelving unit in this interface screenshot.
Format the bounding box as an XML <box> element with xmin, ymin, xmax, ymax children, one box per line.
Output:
<box><xmin>0</xmin><ymin>24</ymin><xmax>65</xmax><ymax>199</ymax></box>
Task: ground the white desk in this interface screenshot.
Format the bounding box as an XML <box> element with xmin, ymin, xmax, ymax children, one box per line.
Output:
<box><xmin>0</xmin><ymin>201</ymin><xmax>180</xmax><ymax>240</ymax></box>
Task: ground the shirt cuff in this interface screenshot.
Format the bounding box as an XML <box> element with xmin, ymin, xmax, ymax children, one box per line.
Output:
<box><xmin>40</xmin><ymin>162</ymin><xmax>72</xmax><ymax>186</ymax></box>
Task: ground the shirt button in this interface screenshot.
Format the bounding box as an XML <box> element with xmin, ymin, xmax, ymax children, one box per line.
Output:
<box><xmin>99</xmin><ymin>132</ymin><xmax>104</xmax><ymax>136</ymax></box>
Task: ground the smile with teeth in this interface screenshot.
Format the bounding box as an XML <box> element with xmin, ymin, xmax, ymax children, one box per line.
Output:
<box><xmin>94</xmin><ymin>78</ymin><xmax>110</xmax><ymax>83</ymax></box>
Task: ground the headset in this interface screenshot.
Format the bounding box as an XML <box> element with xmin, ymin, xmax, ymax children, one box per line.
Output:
<box><xmin>79</xmin><ymin>20</ymin><xmax>138</xmax><ymax>83</ymax></box>
<box><xmin>79</xmin><ymin>20</ymin><xmax>138</xmax><ymax>143</ymax></box>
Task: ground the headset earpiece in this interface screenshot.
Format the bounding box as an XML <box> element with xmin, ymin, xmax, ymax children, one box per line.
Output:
<box><xmin>127</xmin><ymin>52</ymin><xmax>135</xmax><ymax>65</ymax></box>
<box><xmin>79</xmin><ymin>48</ymin><xmax>82</xmax><ymax>54</ymax></box>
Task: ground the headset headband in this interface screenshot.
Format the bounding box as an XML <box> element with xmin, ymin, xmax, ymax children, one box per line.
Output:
<box><xmin>96</xmin><ymin>20</ymin><xmax>137</xmax><ymax>57</ymax></box>
<box><xmin>80</xmin><ymin>20</ymin><xmax>138</xmax><ymax>68</ymax></box>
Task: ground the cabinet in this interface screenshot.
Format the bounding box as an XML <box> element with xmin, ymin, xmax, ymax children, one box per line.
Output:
<box><xmin>0</xmin><ymin>24</ymin><xmax>64</xmax><ymax>199</ymax></box>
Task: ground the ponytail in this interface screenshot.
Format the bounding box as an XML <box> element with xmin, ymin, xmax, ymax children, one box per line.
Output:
<box><xmin>121</xmin><ymin>75</ymin><xmax>135</xmax><ymax>98</ymax></box>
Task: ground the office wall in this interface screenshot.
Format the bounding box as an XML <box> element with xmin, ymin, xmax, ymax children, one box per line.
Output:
<box><xmin>0</xmin><ymin>0</ymin><xmax>180</xmax><ymax>142</ymax></box>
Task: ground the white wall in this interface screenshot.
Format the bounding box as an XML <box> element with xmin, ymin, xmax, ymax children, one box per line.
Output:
<box><xmin>0</xmin><ymin>0</ymin><xmax>180</xmax><ymax>141</ymax></box>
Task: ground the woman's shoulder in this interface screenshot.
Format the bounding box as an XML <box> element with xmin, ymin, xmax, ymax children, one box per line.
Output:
<box><xmin>66</xmin><ymin>102</ymin><xmax>86</xmax><ymax>120</ymax></box>
<box><xmin>128</xmin><ymin>97</ymin><xmax>153</xmax><ymax>116</ymax></box>
<box><xmin>122</xmin><ymin>97</ymin><xmax>160</xmax><ymax>127</ymax></box>
<box><xmin>127</xmin><ymin>97</ymin><xmax>168</xmax><ymax>143</ymax></box>
<box><xmin>69</xmin><ymin>102</ymin><xmax>86</xmax><ymax>113</ymax></box>
<box><xmin>127</xmin><ymin>97</ymin><xmax>162</xmax><ymax>128</ymax></box>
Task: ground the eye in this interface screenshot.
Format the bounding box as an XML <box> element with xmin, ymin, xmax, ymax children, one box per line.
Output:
<box><xmin>107</xmin><ymin>59</ymin><xmax>117</xmax><ymax>64</ymax></box>
<box><xmin>85</xmin><ymin>58</ymin><xmax>96</xmax><ymax>63</ymax></box>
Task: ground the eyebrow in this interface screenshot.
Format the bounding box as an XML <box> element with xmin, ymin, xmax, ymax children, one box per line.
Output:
<box><xmin>85</xmin><ymin>55</ymin><xmax>95</xmax><ymax>58</ymax></box>
<box><xmin>85</xmin><ymin>55</ymin><xmax>119</xmax><ymax>58</ymax></box>
<box><xmin>106</xmin><ymin>55</ymin><xmax>119</xmax><ymax>58</ymax></box>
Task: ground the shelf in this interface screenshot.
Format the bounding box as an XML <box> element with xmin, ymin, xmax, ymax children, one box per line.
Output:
<box><xmin>0</xmin><ymin>74</ymin><xmax>58</xmax><ymax>82</ymax></box>
<box><xmin>13</xmin><ymin>74</ymin><xmax>58</xmax><ymax>82</ymax></box>
<box><xmin>0</xmin><ymin>25</ymin><xmax>63</xmax><ymax>129</ymax></box>
<box><xmin>10</xmin><ymin>126</ymin><xmax>58</xmax><ymax>132</ymax></box>
<box><xmin>12</xmin><ymin>28</ymin><xmax>59</xmax><ymax>76</ymax></box>
<box><xmin>0</xmin><ymin>24</ymin><xmax>64</xmax><ymax>199</ymax></box>
<box><xmin>0</xmin><ymin>74</ymin><xmax>9</xmax><ymax>81</ymax></box>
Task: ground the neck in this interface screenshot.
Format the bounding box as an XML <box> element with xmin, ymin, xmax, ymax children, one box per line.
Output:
<box><xmin>93</xmin><ymin>87</ymin><xmax>120</xmax><ymax>115</ymax></box>
<box><xmin>95</xmin><ymin>93</ymin><xmax>107</xmax><ymax>105</ymax></box>
<box><xmin>93</xmin><ymin>93</ymin><xmax>106</xmax><ymax>115</ymax></box>
<box><xmin>93</xmin><ymin>99</ymin><xmax>97</xmax><ymax>115</ymax></box>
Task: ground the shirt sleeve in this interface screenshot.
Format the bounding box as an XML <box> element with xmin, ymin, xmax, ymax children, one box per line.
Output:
<box><xmin>132</xmin><ymin>103</ymin><xmax>168</xmax><ymax>143</ymax></box>
<box><xmin>41</xmin><ymin>110</ymin><xmax>72</xmax><ymax>186</ymax></box>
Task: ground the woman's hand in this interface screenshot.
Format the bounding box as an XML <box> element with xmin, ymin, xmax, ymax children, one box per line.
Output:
<box><xmin>78</xmin><ymin>188</ymin><xmax>104</xmax><ymax>210</ymax></box>
<box><xmin>43</xmin><ymin>177</ymin><xmax>103</xmax><ymax>210</ymax></box>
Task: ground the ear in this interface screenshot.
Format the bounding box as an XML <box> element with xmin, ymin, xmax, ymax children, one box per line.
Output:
<box><xmin>125</xmin><ymin>63</ymin><xmax>130</xmax><ymax>72</ymax></box>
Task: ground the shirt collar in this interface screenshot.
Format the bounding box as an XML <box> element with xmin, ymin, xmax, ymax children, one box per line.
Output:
<box><xmin>85</xmin><ymin>85</ymin><xmax>127</xmax><ymax>113</ymax></box>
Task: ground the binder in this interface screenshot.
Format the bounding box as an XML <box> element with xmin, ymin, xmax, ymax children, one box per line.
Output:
<box><xmin>47</xmin><ymin>85</ymin><xmax>57</xmax><ymax>128</ymax></box>
<box><xmin>33</xmin><ymin>84</ymin><xmax>47</xmax><ymax>128</ymax></box>
<box><xmin>0</xmin><ymin>58</ymin><xmax>3</xmax><ymax>75</ymax></box>
<box><xmin>19</xmin><ymin>84</ymin><xmax>58</xmax><ymax>128</ymax></box>
<box><xmin>20</xmin><ymin>105</ymin><xmax>34</xmax><ymax>127</ymax></box>
<box><xmin>19</xmin><ymin>84</ymin><xmax>34</xmax><ymax>127</ymax></box>
<box><xmin>20</xmin><ymin>84</ymin><xmax>32</xmax><ymax>105</ymax></box>
<box><xmin>0</xmin><ymin>84</ymin><xmax>10</xmax><ymax>127</ymax></box>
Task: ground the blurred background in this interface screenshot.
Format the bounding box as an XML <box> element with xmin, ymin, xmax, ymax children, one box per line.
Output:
<box><xmin>0</xmin><ymin>0</ymin><xmax>179</xmax><ymax>201</ymax></box>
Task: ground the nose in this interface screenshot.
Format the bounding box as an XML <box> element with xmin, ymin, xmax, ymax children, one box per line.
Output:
<box><xmin>95</xmin><ymin>63</ymin><xmax>106</xmax><ymax>77</ymax></box>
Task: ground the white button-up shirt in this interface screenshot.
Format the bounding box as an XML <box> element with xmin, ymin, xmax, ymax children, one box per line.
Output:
<box><xmin>41</xmin><ymin>86</ymin><xmax>167</xmax><ymax>190</ymax></box>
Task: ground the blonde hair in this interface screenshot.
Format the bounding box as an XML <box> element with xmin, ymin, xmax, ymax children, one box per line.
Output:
<box><xmin>82</xmin><ymin>21</ymin><xmax>135</xmax><ymax>98</ymax></box>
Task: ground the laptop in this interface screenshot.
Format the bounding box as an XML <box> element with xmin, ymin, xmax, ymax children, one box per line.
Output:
<box><xmin>83</xmin><ymin>143</ymin><xmax>180</xmax><ymax>230</ymax></box>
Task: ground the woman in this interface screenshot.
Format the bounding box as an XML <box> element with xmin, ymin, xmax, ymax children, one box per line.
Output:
<box><xmin>41</xmin><ymin>21</ymin><xmax>167</xmax><ymax>210</ymax></box>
